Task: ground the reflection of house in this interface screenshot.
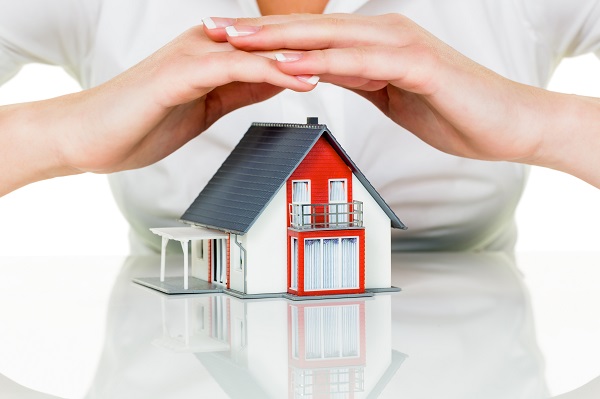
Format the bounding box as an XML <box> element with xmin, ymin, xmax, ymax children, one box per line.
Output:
<box><xmin>288</xmin><ymin>302</ymin><xmax>366</xmax><ymax>397</ymax></box>
<box><xmin>152</xmin><ymin>293</ymin><xmax>406</xmax><ymax>398</ymax></box>
<box><xmin>138</xmin><ymin>118</ymin><xmax>405</xmax><ymax>298</ymax></box>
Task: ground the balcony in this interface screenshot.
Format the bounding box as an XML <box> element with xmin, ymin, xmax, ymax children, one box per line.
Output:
<box><xmin>289</xmin><ymin>201</ymin><xmax>363</xmax><ymax>230</ymax></box>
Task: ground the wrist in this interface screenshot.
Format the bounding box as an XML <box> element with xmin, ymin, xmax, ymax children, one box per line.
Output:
<box><xmin>523</xmin><ymin>90</ymin><xmax>600</xmax><ymax>188</ymax></box>
<box><xmin>0</xmin><ymin>98</ymin><xmax>82</xmax><ymax>196</ymax></box>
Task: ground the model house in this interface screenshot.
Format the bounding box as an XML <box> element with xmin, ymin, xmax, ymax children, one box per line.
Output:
<box><xmin>136</xmin><ymin>118</ymin><xmax>406</xmax><ymax>298</ymax></box>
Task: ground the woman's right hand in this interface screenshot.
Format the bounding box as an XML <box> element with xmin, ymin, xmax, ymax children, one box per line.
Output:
<box><xmin>0</xmin><ymin>25</ymin><xmax>316</xmax><ymax>195</ymax></box>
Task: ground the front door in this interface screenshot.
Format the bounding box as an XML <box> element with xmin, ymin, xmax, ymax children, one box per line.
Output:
<box><xmin>212</xmin><ymin>239</ymin><xmax>227</xmax><ymax>285</ymax></box>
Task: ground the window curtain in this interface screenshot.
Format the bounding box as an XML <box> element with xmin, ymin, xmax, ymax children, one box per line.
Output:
<box><xmin>323</xmin><ymin>238</ymin><xmax>339</xmax><ymax>289</ymax></box>
<box><xmin>292</xmin><ymin>181</ymin><xmax>311</xmax><ymax>225</ymax></box>
<box><xmin>341</xmin><ymin>238</ymin><xmax>358</xmax><ymax>288</ymax></box>
<box><xmin>304</xmin><ymin>237</ymin><xmax>358</xmax><ymax>290</ymax></box>
<box><xmin>329</xmin><ymin>180</ymin><xmax>348</xmax><ymax>225</ymax></box>
<box><xmin>304</xmin><ymin>239</ymin><xmax>321</xmax><ymax>290</ymax></box>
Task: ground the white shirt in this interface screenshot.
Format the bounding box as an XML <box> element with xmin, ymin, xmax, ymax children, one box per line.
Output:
<box><xmin>1</xmin><ymin>0</ymin><xmax>599</xmax><ymax>252</ymax></box>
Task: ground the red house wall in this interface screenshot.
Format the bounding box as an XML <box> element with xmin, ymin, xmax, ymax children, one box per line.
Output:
<box><xmin>286</xmin><ymin>136</ymin><xmax>353</xmax><ymax>226</ymax></box>
<box><xmin>286</xmin><ymin>136</ymin><xmax>366</xmax><ymax>297</ymax></box>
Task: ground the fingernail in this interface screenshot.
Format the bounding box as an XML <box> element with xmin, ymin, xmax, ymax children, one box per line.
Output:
<box><xmin>296</xmin><ymin>75</ymin><xmax>320</xmax><ymax>85</ymax></box>
<box><xmin>225</xmin><ymin>25</ymin><xmax>261</xmax><ymax>37</ymax></box>
<box><xmin>275</xmin><ymin>53</ymin><xmax>303</xmax><ymax>62</ymax></box>
<box><xmin>202</xmin><ymin>17</ymin><xmax>235</xmax><ymax>29</ymax></box>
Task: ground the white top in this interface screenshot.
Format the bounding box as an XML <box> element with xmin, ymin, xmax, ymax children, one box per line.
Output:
<box><xmin>150</xmin><ymin>227</ymin><xmax>228</xmax><ymax>242</ymax></box>
<box><xmin>1</xmin><ymin>0</ymin><xmax>599</xmax><ymax>253</ymax></box>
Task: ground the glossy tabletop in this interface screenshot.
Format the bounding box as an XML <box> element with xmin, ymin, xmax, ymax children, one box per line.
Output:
<box><xmin>1</xmin><ymin>252</ymin><xmax>600</xmax><ymax>399</ymax></box>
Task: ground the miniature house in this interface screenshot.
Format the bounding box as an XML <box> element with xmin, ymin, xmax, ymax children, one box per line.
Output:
<box><xmin>137</xmin><ymin>118</ymin><xmax>406</xmax><ymax>298</ymax></box>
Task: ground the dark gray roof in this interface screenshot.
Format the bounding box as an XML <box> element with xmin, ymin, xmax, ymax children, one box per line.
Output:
<box><xmin>180</xmin><ymin>122</ymin><xmax>406</xmax><ymax>234</ymax></box>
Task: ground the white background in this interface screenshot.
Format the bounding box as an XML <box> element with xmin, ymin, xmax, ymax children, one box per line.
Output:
<box><xmin>0</xmin><ymin>56</ymin><xmax>599</xmax><ymax>256</ymax></box>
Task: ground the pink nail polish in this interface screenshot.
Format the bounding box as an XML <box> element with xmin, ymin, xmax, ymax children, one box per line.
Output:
<box><xmin>225</xmin><ymin>25</ymin><xmax>261</xmax><ymax>37</ymax></box>
<box><xmin>296</xmin><ymin>75</ymin><xmax>320</xmax><ymax>85</ymax></box>
<box><xmin>275</xmin><ymin>53</ymin><xmax>304</xmax><ymax>62</ymax></box>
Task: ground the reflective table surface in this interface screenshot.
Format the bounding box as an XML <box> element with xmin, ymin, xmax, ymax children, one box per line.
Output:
<box><xmin>1</xmin><ymin>252</ymin><xmax>600</xmax><ymax>398</ymax></box>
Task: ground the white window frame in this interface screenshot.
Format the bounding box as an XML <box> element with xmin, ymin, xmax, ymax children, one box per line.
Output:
<box><xmin>236</xmin><ymin>249</ymin><xmax>243</xmax><ymax>271</ymax></box>
<box><xmin>328</xmin><ymin>178</ymin><xmax>348</xmax><ymax>225</ymax></box>
<box><xmin>292</xmin><ymin>180</ymin><xmax>311</xmax><ymax>226</ymax></box>
<box><xmin>303</xmin><ymin>236</ymin><xmax>359</xmax><ymax>291</ymax></box>
<box><xmin>290</xmin><ymin>237</ymin><xmax>298</xmax><ymax>290</ymax></box>
<box><xmin>212</xmin><ymin>239</ymin><xmax>227</xmax><ymax>285</ymax></box>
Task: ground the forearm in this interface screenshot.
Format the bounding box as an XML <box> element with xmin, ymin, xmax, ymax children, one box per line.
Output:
<box><xmin>526</xmin><ymin>90</ymin><xmax>600</xmax><ymax>188</ymax></box>
<box><xmin>0</xmin><ymin>97</ymin><xmax>81</xmax><ymax>197</ymax></box>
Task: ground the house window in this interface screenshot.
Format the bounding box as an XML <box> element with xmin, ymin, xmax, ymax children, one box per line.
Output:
<box><xmin>304</xmin><ymin>237</ymin><xmax>359</xmax><ymax>291</ymax></box>
<box><xmin>292</xmin><ymin>180</ymin><xmax>311</xmax><ymax>226</ymax></box>
<box><xmin>195</xmin><ymin>240</ymin><xmax>204</xmax><ymax>260</ymax></box>
<box><xmin>237</xmin><ymin>244</ymin><xmax>244</xmax><ymax>271</ymax></box>
<box><xmin>329</xmin><ymin>179</ymin><xmax>348</xmax><ymax>225</ymax></box>
<box><xmin>291</xmin><ymin>237</ymin><xmax>298</xmax><ymax>290</ymax></box>
<box><xmin>212</xmin><ymin>239</ymin><xmax>227</xmax><ymax>285</ymax></box>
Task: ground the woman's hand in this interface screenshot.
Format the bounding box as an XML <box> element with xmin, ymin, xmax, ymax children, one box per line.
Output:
<box><xmin>0</xmin><ymin>25</ymin><xmax>316</xmax><ymax>196</ymax></box>
<box><xmin>206</xmin><ymin>14</ymin><xmax>600</xmax><ymax>187</ymax></box>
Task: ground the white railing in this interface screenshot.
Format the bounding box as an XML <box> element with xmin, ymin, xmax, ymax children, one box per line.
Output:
<box><xmin>289</xmin><ymin>201</ymin><xmax>363</xmax><ymax>229</ymax></box>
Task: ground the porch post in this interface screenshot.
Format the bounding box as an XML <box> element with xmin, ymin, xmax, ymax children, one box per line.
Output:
<box><xmin>181</xmin><ymin>240</ymin><xmax>189</xmax><ymax>289</ymax></box>
<box><xmin>160</xmin><ymin>236</ymin><xmax>168</xmax><ymax>282</ymax></box>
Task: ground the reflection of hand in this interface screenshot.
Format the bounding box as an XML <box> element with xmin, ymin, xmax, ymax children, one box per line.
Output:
<box><xmin>0</xmin><ymin>26</ymin><xmax>316</xmax><ymax>196</ymax></box>
<box><xmin>207</xmin><ymin>14</ymin><xmax>600</xmax><ymax>188</ymax></box>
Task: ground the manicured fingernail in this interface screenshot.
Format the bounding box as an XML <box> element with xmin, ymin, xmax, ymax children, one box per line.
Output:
<box><xmin>201</xmin><ymin>17</ymin><xmax>235</xmax><ymax>29</ymax></box>
<box><xmin>296</xmin><ymin>75</ymin><xmax>320</xmax><ymax>85</ymax></box>
<box><xmin>275</xmin><ymin>53</ymin><xmax>303</xmax><ymax>62</ymax></box>
<box><xmin>225</xmin><ymin>25</ymin><xmax>261</xmax><ymax>37</ymax></box>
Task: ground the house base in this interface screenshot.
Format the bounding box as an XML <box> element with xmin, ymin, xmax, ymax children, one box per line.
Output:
<box><xmin>133</xmin><ymin>277</ymin><xmax>400</xmax><ymax>299</ymax></box>
<box><xmin>133</xmin><ymin>277</ymin><xmax>224</xmax><ymax>295</ymax></box>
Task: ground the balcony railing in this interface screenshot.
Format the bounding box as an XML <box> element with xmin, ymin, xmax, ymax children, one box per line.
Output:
<box><xmin>289</xmin><ymin>201</ymin><xmax>363</xmax><ymax>230</ymax></box>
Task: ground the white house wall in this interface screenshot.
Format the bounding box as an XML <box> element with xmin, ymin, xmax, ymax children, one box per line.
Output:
<box><xmin>245</xmin><ymin>186</ymin><xmax>288</xmax><ymax>294</ymax></box>
<box><xmin>352</xmin><ymin>175</ymin><xmax>392</xmax><ymax>289</ymax></box>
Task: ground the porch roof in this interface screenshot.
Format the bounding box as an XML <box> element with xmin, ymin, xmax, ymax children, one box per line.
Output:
<box><xmin>149</xmin><ymin>227</ymin><xmax>228</xmax><ymax>241</ymax></box>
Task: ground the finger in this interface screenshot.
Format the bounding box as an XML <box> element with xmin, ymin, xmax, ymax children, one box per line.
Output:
<box><xmin>202</xmin><ymin>15</ymin><xmax>341</xmax><ymax>42</ymax></box>
<box><xmin>253</xmin><ymin>49</ymin><xmax>400</xmax><ymax>90</ymax></box>
<box><xmin>201</xmin><ymin>17</ymin><xmax>236</xmax><ymax>42</ymax></box>
<box><xmin>272</xmin><ymin>46</ymin><xmax>437</xmax><ymax>95</ymax></box>
<box><xmin>157</xmin><ymin>50</ymin><xmax>319</xmax><ymax>107</ymax></box>
<box><xmin>318</xmin><ymin>74</ymin><xmax>388</xmax><ymax>91</ymax></box>
<box><xmin>221</xmin><ymin>14</ymin><xmax>417</xmax><ymax>51</ymax></box>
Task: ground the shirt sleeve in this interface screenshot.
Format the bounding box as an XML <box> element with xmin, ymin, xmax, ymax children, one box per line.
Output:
<box><xmin>520</xmin><ymin>0</ymin><xmax>600</xmax><ymax>59</ymax></box>
<box><xmin>0</xmin><ymin>0</ymin><xmax>100</xmax><ymax>85</ymax></box>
